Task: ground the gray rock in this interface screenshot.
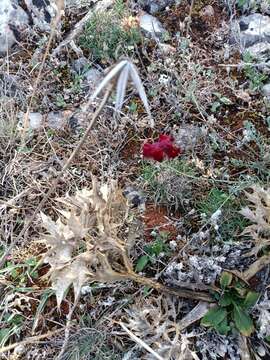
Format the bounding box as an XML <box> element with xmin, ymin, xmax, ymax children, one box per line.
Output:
<box><xmin>137</xmin><ymin>0</ymin><xmax>176</xmax><ymax>14</ymax></box>
<box><xmin>47</xmin><ymin>111</ymin><xmax>65</xmax><ymax>129</ymax></box>
<box><xmin>262</xmin><ymin>83</ymin><xmax>270</xmax><ymax>98</ymax></box>
<box><xmin>139</xmin><ymin>13</ymin><xmax>167</xmax><ymax>40</ymax></box>
<box><xmin>238</xmin><ymin>14</ymin><xmax>270</xmax><ymax>47</ymax></box>
<box><xmin>230</xmin><ymin>13</ymin><xmax>270</xmax><ymax>60</ymax></box>
<box><xmin>29</xmin><ymin>112</ymin><xmax>43</xmax><ymax>129</ymax></box>
<box><xmin>0</xmin><ymin>0</ymin><xmax>29</xmax><ymax>54</ymax></box>
<box><xmin>24</xmin><ymin>0</ymin><xmax>56</xmax><ymax>31</ymax></box>
<box><xmin>123</xmin><ymin>187</ymin><xmax>145</xmax><ymax>209</ymax></box>
<box><xmin>0</xmin><ymin>74</ymin><xmax>19</xmax><ymax>97</ymax></box>
<box><xmin>84</xmin><ymin>68</ymin><xmax>101</xmax><ymax>85</ymax></box>
<box><xmin>72</xmin><ymin>57</ymin><xmax>89</xmax><ymax>74</ymax></box>
<box><xmin>246</xmin><ymin>41</ymin><xmax>270</xmax><ymax>61</ymax></box>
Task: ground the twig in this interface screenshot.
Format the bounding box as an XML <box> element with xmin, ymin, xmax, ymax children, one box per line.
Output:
<box><xmin>0</xmin><ymin>329</ymin><xmax>62</xmax><ymax>354</ymax></box>
<box><xmin>218</xmin><ymin>62</ymin><xmax>270</xmax><ymax>68</ymax></box>
<box><xmin>0</xmin><ymin>87</ymin><xmax>112</xmax><ymax>269</ymax></box>
<box><xmin>120</xmin><ymin>322</ymin><xmax>163</xmax><ymax>360</ymax></box>
<box><xmin>128</xmin><ymin>272</ymin><xmax>214</xmax><ymax>302</ymax></box>
<box><xmin>185</xmin><ymin>0</ymin><xmax>195</xmax><ymax>36</ymax></box>
<box><xmin>243</xmin><ymin>255</ymin><xmax>270</xmax><ymax>281</ymax></box>
<box><xmin>56</xmin><ymin>297</ymin><xmax>79</xmax><ymax>360</ymax></box>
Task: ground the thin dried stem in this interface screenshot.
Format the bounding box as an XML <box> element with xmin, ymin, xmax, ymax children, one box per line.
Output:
<box><xmin>0</xmin><ymin>87</ymin><xmax>112</xmax><ymax>269</ymax></box>
<box><xmin>120</xmin><ymin>322</ymin><xmax>163</xmax><ymax>360</ymax></box>
<box><xmin>127</xmin><ymin>272</ymin><xmax>213</xmax><ymax>302</ymax></box>
<box><xmin>0</xmin><ymin>329</ymin><xmax>62</xmax><ymax>354</ymax></box>
<box><xmin>56</xmin><ymin>297</ymin><xmax>79</xmax><ymax>360</ymax></box>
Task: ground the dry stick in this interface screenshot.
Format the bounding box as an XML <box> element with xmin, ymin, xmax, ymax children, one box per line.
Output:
<box><xmin>0</xmin><ymin>329</ymin><xmax>62</xmax><ymax>354</ymax></box>
<box><xmin>0</xmin><ymin>87</ymin><xmax>112</xmax><ymax>269</ymax></box>
<box><xmin>185</xmin><ymin>0</ymin><xmax>195</xmax><ymax>35</ymax></box>
<box><xmin>120</xmin><ymin>322</ymin><xmax>163</xmax><ymax>360</ymax></box>
<box><xmin>128</xmin><ymin>272</ymin><xmax>213</xmax><ymax>302</ymax></box>
<box><xmin>56</xmin><ymin>297</ymin><xmax>79</xmax><ymax>360</ymax></box>
<box><xmin>243</xmin><ymin>254</ymin><xmax>270</xmax><ymax>281</ymax></box>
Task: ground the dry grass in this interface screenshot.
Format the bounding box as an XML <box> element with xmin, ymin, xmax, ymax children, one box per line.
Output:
<box><xmin>0</xmin><ymin>0</ymin><xmax>270</xmax><ymax>359</ymax></box>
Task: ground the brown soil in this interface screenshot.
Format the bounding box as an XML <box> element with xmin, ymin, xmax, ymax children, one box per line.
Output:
<box><xmin>142</xmin><ymin>204</ymin><xmax>178</xmax><ymax>241</ymax></box>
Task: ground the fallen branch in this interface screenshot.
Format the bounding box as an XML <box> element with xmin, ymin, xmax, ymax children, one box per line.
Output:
<box><xmin>243</xmin><ymin>255</ymin><xmax>270</xmax><ymax>281</ymax></box>
<box><xmin>129</xmin><ymin>272</ymin><xmax>214</xmax><ymax>302</ymax></box>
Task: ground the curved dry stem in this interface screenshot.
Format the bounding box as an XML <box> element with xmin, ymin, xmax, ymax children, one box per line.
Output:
<box><xmin>123</xmin><ymin>271</ymin><xmax>214</xmax><ymax>302</ymax></box>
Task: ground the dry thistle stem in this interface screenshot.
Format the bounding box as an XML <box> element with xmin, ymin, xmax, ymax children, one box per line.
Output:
<box><xmin>85</xmin><ymin>59</ymin><xmax>154</xmax><ymax>127</ymax></box>
<box><xmin>240</xmin><ymin>185</ymin><xmax>270</xmax><ymax>256</ymax></box>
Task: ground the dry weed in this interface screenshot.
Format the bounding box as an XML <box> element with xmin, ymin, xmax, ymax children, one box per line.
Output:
<box><xmin>240</xmin><ymin>185</ymin><xmax>270</xmax><ymax>256</ymax></box>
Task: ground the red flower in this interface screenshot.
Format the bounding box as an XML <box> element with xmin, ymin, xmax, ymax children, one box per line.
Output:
<box><xmin>142</xmin><ymin>134</ymin><xmax>181</xmax><ymax>162</ymax></box>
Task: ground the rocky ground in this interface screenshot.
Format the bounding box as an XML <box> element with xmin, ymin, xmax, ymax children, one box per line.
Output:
<box><xmin>0</xmin><ymin>0</ymin><xmax>270</xmax><ymax>359</ymax></box>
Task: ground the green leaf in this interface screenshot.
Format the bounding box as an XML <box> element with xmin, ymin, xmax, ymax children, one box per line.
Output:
<box><xmin>135</xmin><ymin>255</ymin><xmax>149</xmax><ymax>272</ymax></box>
<box><xmin>219</xmin><ymin>292</ymin><xmax>233</xmax><ymax>307</ymax></box>
<box><xmin>211</xmin><ymin>101</ymin><xmax>220</xmax><ymax>113</ymax></box>
<box><xmin>213</xmin><ymin>92</ymin><xmax>232</xmax><ymax>105</ymax></box>
<box><xmin>214</xmin><ymin>316</ymin><xmax>231</xmax><ymax>336</ymax></box>
<box><xmin>201</xmin><ymin>306</ymin><xmax>227</xmax><ymax>328</ymax></box>
<box><xmin>32</xmin><ymin>289</ymin><xmax>55</xmax><ymax>332</ymax></box>
<box><xmin>0</xmin><ymin>328</ymin><xmax>10</xmax><ymax>346</ymax></box>
<box><xmin>143</xmin><ymin>286</ymin><xmax>151</xmax><ymax>297</ymax></box>
<box><xmin>243</xmin><ymin>291</ymin><xmax>260</xmax><ymax>309</ymax></box>
<box><xmin>234</xmin><ymin>281</ymin><xmax>247</xmax><ymax>297</ymax></box>
<box><xmin>220</xmin><ymin>272</ymin><xmax>233</xmax><ymax>288</ymax></box>
<box><xmin>232</xmin><ymin>305</ymin><xmax>254</xmax><ymax>336</ymax></box>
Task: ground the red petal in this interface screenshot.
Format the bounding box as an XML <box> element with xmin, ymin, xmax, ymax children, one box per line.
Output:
<box><xmin>158</xmin><ymin>134</ymin><xmax>173</xmax><ymax>142</ymax></box>
<box><xmin>165</xmin><ymin>145</ymin><xmax>181</xmax><ymax>158</ymax></box>
<box><xmin>142</xmin><ymin>134</ymin><xmax>181</xmax><ymax>162</ymax></box>
<box><xmin>143</xmin><ymin>143</ymin><xmax>165</xmax><ymax>162</ymax></box>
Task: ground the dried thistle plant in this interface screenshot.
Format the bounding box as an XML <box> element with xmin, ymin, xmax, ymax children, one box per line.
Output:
<box><xmin>240</xmin><ymin>185</ymin><xmax>270</xmax><ymax>256</ymax></box>
<box><xmin>86</xmin><ymin>59</ymin><xmax>154</xmax><ymax>127</ymax></box>
<box><xmin>40</xmin><ymin>176</ymin><xmax>132</xmax><ymax>307</ymax></box>
<box><xmin>120</xmin><ymin>296</ymin><xmax>198</xmax><ymax>360</ymax></box>
<box><xmin>39</xmin><ymin>177</ymin><xmax>212</xmax><ymax>306</ymax></box>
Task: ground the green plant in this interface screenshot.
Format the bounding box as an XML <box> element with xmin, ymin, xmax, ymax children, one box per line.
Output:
<box><xmin>0</xmin><ymin>256</ymin><xmax>40</xmax><ymax>286</ymax></box>
<box><xmin>79</xmin><ymin>1</ymin><xmax>141</xmax><ymax>63</ymax></box>
<box><xmin>243</xmin><ymin>52</ymin><xmax>267</xmax><ymax>91</ymax></box>
<box><xmin>211</xmin><ymin>92</ymin><xmax>232</xmax><ymax>113</ymax></box>
<box><xmin>136</xmin><ymin>232</ymin><xmax>170</xmax><ymax>272</ymax></box>
<box><xmin>201</xmin><ymin>271</ymin><xmax>260</xmax><ymax>336</ymax></box>
<box><xmin>62</xmin><ymin>326</ymin><xmax>121</xmax><ymax>360</ymax></box>
<box><xmin>140</xmin><ymin>159</ymin><xmax>197</xmax><ymax>210</ymax></box>
<box><xmin>230</xmin><ymin>120</ymin><xmax>270</xmax><ymax>181</ymax></box>
<box><xmin>129</xmin><ymin>100</ymin><xmax>138</xmax><ymax>113</ymax></box>
<box><xmin>196</xmin><ymin>188</ymin><xmax>248</xmax><ymax>240</ymax></box>
<box><xmin>196</xmin><ymin>188</ymin><xmax>228</xmax><ymax>217</ymax></box>
<box><xmin>56</xmin><ymin>94</ymin><xmax>67</xmax><ymax>108</ymax></box>
<box><xmin>0</xmin><ymin>314</ymin><xmax>24</xmax><ymax>347</ymax></box>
